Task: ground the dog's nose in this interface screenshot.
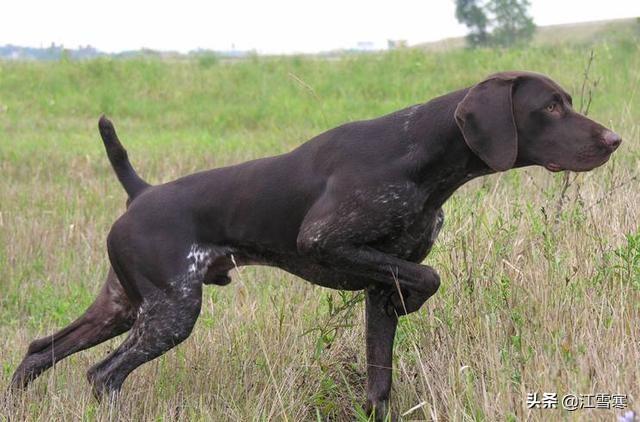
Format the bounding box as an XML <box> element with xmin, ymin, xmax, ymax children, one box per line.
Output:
<box><xmin>602</xmin><ymin>130</ymin><xmax>622</xmax><ymax>150</ymax></box>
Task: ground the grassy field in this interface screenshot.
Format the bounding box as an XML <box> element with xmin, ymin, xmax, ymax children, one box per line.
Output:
<box><xmin>1</xmin><ymin>29</ymin><xmax>640</xmax><ymax>421</ymax></box>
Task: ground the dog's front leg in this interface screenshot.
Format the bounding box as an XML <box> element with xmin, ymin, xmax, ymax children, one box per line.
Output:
<box><xmin>297</xmin><ymin>200</ymin><xmax>441</xmax><ymax>314</ymax></box>
<box><xmin>298</xmin><ymin>239</ymin><xmax>440</xmax><ymax>315</ymax></box>
<box><xmin>365</xmin><ymin>287</ymin><xmax>398</xmax><ymax>422</ymax></box>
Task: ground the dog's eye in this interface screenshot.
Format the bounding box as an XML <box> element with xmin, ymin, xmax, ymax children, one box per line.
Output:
<box><xmin>546</xmin><ymin>102</ymin><xmax>558</xmax><ymax>113</ymax></box>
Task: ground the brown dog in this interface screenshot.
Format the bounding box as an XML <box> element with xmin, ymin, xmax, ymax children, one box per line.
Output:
<box><xmin>12</xmin><ymin>71</ymin><xmax>621</xmax><ymax>420</ymax></box>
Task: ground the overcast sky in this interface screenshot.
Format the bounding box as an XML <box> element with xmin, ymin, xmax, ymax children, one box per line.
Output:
<box><xmin>1</xmin><ymin>0</ymin><xmax>639</xmax><ymax>54</ymax></box>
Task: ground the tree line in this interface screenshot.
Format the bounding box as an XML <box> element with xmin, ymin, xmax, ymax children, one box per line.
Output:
<box><xmin>455</xmin><ymin>0</ymin><xmax>536</xmax><ymax>47</ymax></box>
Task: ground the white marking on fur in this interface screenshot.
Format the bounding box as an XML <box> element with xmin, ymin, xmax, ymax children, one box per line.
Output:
<box><xmin>186</xmin><ymin>244</ymin><xmax>213</xmax><ymax>275</ymax></box>
<box><xmin>403</xmin><ymin>105</ymin><xmax>418</xmax><ymax>133</ymax></box>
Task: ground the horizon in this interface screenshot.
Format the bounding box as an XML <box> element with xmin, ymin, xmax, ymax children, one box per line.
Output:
<box><xmin>2</xmin><ymin>16</ymin><xmax>638</xmax><ymax>56</ymax></box>
<box><xmin>1</xmin><ymin>1</ymin><xmax>639</xmax><ymax>55</ymax></box>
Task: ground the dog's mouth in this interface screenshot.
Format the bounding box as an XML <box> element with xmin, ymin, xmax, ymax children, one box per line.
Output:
<box><xmin>545</xmin><ymin>142</ymin><xmax>619</xmax><ymax>173</ymax></box>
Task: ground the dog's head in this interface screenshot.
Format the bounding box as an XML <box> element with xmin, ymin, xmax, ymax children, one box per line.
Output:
<box><xmin>454</xmin><ymin>71</ymin><xmax>621</xmax><ymax>172</ymax></box>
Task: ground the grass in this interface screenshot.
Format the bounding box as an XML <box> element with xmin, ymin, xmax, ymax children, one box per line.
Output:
<box><xmin>1</xmin><ymin>31</ymin><xmax>640</xmax><ymax>421</ymax></box>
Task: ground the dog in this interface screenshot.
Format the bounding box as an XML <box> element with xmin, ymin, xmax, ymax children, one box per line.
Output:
<box><xmin>11</xmin><ymin>71</ymin><xmax>621</xmax><ymax>420</ymax></box>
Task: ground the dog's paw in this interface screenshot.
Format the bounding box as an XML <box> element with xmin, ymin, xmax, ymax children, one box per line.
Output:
<box><xmin>87</xmin><ymin>368</ymin><xmax>120</xmax><ymax>402</ymax></box>
<box><xmin>365</xmin><ymin>398</ymin><xmax>393</xmax><ymax>421</ymax></box>
<box><xmin>386</xmin><ymin>291</ymin><xmax>408</xmax><ymax>316</ymax></box>
<box><xmin>386</xmin><ymin>289</ymin><xmax>430</xmax><ymax>316</ymax></box>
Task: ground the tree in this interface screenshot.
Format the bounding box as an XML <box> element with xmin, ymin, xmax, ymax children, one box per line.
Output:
<box><xmin>455</xmin><ymin>0</ymin><xmax>490</xmax><ymax>47</ymax></box>
<box><xmin>489</xmin><ymin>0</ymin><xmax>535</xmax><ymax>47</ymax></box>
<box><xmin>454</xmin><ymin>0</ymin><xmax>535</xmax><ymax>47</ymax></box>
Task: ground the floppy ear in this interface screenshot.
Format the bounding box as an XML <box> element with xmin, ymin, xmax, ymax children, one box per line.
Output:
<box><xmin>454</xmin><ymin>77</ymin><xmax>517</xmax><ymax>172</ymax></box>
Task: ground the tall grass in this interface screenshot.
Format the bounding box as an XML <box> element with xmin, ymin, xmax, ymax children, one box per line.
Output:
<box><xmin>1</xmin><ymin>34</ymin><xmax>639</xmax><ymax>420</ymax></box>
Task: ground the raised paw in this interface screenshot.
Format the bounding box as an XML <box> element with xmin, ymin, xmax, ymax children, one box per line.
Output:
<box><xmin>386</xmin><ymin>288</ymin><xmax>433</xmax><ymax>316</ymax></box>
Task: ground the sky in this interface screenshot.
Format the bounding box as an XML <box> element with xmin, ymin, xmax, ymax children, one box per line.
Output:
<box><xmin>1</xmin><ymin>0</ymin><xmax>639</xmax><ymax>54</ymax></box>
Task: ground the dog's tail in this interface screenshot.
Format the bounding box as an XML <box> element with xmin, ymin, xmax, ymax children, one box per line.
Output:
<box><xmin>98</xmin><ymin>115</ymin><xmax>150</xmax><ymax>200</ymax></box>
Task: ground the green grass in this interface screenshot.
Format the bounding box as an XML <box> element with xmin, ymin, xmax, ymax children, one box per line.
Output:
<box><xmin>1</xmin><ymin>32</ymin><xmax>640</xmax><ymax>420</ymax></box>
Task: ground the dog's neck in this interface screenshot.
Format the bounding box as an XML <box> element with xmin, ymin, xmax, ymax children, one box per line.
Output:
<box><xmin>407</xmin><ymin>88</ymin><xmax>494</xmax><ymax>208</ymax></box>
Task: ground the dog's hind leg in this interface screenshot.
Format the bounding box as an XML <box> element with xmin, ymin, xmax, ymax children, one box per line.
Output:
<box><xmin>85</xmin><ymin>276</ymin><xmax>202</xmax><ymax>399</ymax></box>
<box><xmin>85</xmin><ymin>231</ymin><xmax>204</xmax><ymax>399</ymax></box>
<box><xmin>10</xmin><ymin>268</ymin><xmax>136</xmax><ymax>390</ymax></box>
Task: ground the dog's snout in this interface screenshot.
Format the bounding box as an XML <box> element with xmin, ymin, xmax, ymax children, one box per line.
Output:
<box><xmin>602</xmin><ymin>130</ymin><xmax>622</xmax><ymax>150</ymax></box>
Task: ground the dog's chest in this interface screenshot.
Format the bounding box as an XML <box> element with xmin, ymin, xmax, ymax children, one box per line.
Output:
<box><xmin>371</xmin><ymin>186</ymin><xmax>445</xmax><ymax>261</ymax></box>
<box><xmin>384</xmin><ymin>208</ymin><xmax>444</xmax><ymax>261</ymax></box>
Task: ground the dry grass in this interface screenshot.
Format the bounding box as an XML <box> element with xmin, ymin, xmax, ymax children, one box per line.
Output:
<box><xmin>1</xmin><ymin>35</ymin><xmax>640</xmax><ymax>421</ymax></box>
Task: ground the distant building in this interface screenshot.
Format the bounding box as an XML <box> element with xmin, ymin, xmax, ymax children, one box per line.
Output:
<box><xmin>387</xmin><ymin>39</ymin><xmax>408</xmax><ymax>49</ymax></box>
